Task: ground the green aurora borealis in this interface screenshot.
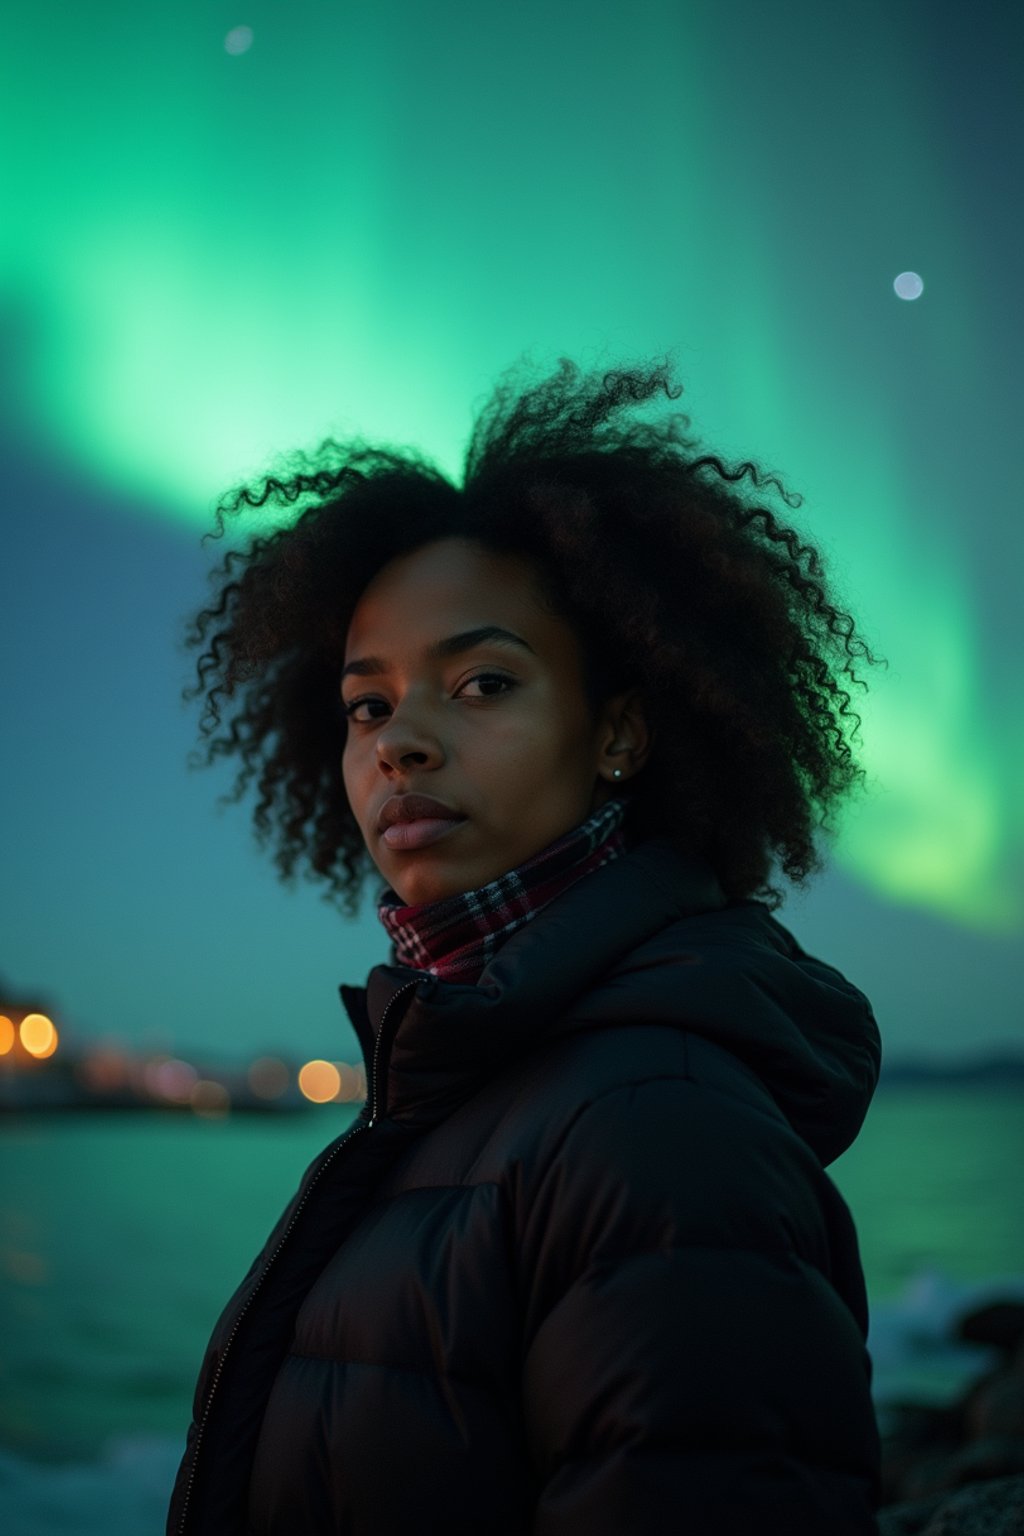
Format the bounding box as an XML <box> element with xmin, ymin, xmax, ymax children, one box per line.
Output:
<box><xmin>2</xmin><ymin>0</ymin><xmax>1021</xmax><ymax>940</ymax></box>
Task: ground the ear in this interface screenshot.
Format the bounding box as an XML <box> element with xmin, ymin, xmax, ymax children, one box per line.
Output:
<box><xmin>595</xmin><ymin>689</ymin><xmax>654</xmax><ymax>786</ymax></box>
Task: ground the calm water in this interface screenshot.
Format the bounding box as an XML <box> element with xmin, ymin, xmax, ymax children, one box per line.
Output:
<box><xmin>1</xmin><ymin>1086</ymin><xmax>1022</xmax><ymax>1531</ymax></box>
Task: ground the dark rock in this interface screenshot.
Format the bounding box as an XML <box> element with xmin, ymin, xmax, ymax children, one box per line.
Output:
<box><xmin>886</xmin><ymin>1401</ymin><xmax>965</xmax><ymax>1450</ymax></box>
<box><xmin>878</xmin><ymin>1294</ymin><xmax>1024</xmax><ymax>1523</ymax></box>
<box><xmin>879</xmin><ymin>1473</ymin><xmax>1024</xmax><ymax>1534</ymax></box>
<box><xmin>957</xmin><ymin>1303</ymin><xmax>1024</xmax><ymax>1356</ymax></box>
<box><xmin>960</xmin><ymin>1370</ymin><xmax>1003</xmax><ymax>1439</ymax></box>
<box><xmin>901</xmin><ymin>1439</ymin><xmax>1024</xmax><ymax>1501</ymax></box>
<box><xmin>900</xmin><ymin>1453</ymin><xmax>972</xmax><ymax>1502</ymax></box>
<box><xmin>920</xmin><ymin>1472</ymin><xmax>1024</xmax><ymax>1534</ymax></box>
<box><xmin>882</xmin><ymin>1403</ymin><xmax>967</xmax><ymax>1504</ymax></box>
<box><xmin>948</xmin><ymin>1439</ymin><xmax>1024</xmax><ymax>1488</ymax></box>
<box><xmin>879</xmin><ymin>1491</ymin><xmax>948</xmax><ymax>1535</ymax></box>
<box><xmin>965</xmin><ymin>1375</ymin><xmax>1024</xmax><ymax>1443</ymax></box>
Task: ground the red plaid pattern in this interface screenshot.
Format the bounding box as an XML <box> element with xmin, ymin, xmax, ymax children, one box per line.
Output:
<box><xmin>377</xmin><ymin>796</ymin><xmax>629</xmax><ymax>984</ymax></box>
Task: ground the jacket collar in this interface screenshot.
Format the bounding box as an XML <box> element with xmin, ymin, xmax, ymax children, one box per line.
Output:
<box><xmin>341</xmin><ymin>838</ymin><xmax>725</xmax><ymax>1124</ymax></box>
<box><xmin>339</xmin><ymin>836</ymin><xmax>881</xmax><ymax>1164</ymax></box>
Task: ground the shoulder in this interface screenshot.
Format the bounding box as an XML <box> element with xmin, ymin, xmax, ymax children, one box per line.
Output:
<box><xmin>498</xmin><ymin>1017</ymin><xmax>794</xmax><ymax>1167</ymax></box>
<box><xmin>506</xmin><ymin>1039</ymin><xmax>847</xmax><ymax>1353</ymax></box>
<box><xmin>484</xmin><ymin>1023</ymin><xmax>826</xmax><ymax>1262</ymax></box>
<box><xmin>523</xmin><ymin>1032</ymin><xmax>821</xmax><ymax>1216</ymax></box>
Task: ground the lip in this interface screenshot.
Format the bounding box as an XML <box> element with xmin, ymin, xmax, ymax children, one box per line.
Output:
<box><xmin>377</xmin><ymin>793</ymin><xmax>465</xmax><ymax>832</ymax></box>
<box><xmin>380</xmin><ymin>817</ymin><xmax>467</xmax><ymax>852</ymax></box>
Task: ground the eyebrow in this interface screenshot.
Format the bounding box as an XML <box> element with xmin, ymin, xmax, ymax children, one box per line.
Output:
<box><xmin>341</xmin><ymin>625</ymin><xmax>537</xmax><ymax>682</ymax></box>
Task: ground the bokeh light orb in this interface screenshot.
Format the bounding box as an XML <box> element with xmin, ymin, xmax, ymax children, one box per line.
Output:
<box><xmin>75</xmin><ymin>1046</ymin><xmax>129</xmax><ymax>1091</ymax></box>
<box><xmin>334</xmin><ymin>1062</ymin><xmax>368</xmax><ymax>1102</ymax></box>
<box><xmin>20</xmin><ymin>1013</ymin><xmax>58</xmax><ymax>1058</ymax></box>
<box><xmin>149</xmin><ymin>1057</ymin><xmax>199</xmax><ymax>1104</ymax></box>
<box><xmin>190</xmin><ymin>1079</ymin><xmax>231</xmax><ymax>1118</ymax></box>
<box><xmin>893</xmin><ymin>271</ymin><xmax>924</xmax><ymax>300</ymax></box>
<box><xmin>248</xmin><ymin>1055</ymin><xmax>290</xmax><ymax>1099</ymax></box>
<box><xmin>298</xmin><ymin>1059</ymin><xmax>341</xmax><ymax>1103</ymax></box>
<box><xmin>224</xmin><ymin>25</ymin><xmax>253</xmax><ymax>55</ymax></box>
<box><xmin>335</xmin><ymin>1062</ymin><xmax>360</xmax><ymax>1102</ymax></box>
<box><xmin>0</xmin><ymin>1016</ymin><xmax>14</xmax><ymax>1055</ymax></box>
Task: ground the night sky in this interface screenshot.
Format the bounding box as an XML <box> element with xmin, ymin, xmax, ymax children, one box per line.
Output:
<box><xmin>2</xmin><ymin>0</ymin><xmax>1021</xmax><ymax>1066</ymax></box>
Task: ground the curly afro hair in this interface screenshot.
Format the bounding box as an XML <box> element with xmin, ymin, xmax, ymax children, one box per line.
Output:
<box><xmin>183</xmin><ymin>354</ymin><xmax>885</xmax><ymax>917</ymax></box>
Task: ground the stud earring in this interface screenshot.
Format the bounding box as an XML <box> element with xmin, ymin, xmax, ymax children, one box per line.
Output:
<box><xmin>612</xmin><ymin>768</ymin><xmax>623</xmax><ymax>780</ymax></box>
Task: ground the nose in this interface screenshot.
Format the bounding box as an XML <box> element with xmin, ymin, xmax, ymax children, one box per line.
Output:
<box><xmin>374</xmin><ymin>704</ymin><xmax>444</xmax><ymax>775</ymax></box>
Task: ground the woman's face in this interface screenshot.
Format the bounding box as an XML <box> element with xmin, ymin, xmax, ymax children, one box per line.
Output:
<box><xmin>341</xmin><ymin>536</ymin><xmax>636</xmax><ymax>905</ymax></box>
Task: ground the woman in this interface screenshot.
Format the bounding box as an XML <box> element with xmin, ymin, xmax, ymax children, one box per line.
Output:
<box><xmin>168</xmin><ymin>356</ymin><xmax>886</xmax><ymax>1534</ymax></box>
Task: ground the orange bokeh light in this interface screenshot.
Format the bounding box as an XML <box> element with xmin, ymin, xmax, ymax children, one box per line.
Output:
<box><xmin>20</xmin><ymin>1013</ymin><xmax>58</xmax><ymax>1058</ymax></box>
<box><xmin>297</xmin><ymin>1059</ymin><xmax>341</xmax><ymax>1103</ymax></box>
<box><xmin>0</xmin><ymin>1016</ymin><xmax>14</xmax><ymax>1055</ymax></box>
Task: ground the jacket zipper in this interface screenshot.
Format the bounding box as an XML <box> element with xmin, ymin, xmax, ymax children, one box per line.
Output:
<box><xmin>176</xmin><ymin>976</ymin><xmax>421</xmax><ymax>1533</ymax></box>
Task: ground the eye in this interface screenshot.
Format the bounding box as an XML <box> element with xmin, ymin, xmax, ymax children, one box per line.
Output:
<box><xmin>342</xmin><ymin>670</ymin><xmax>517</xmax><ymax>723</ymax></box>
<box><xmin>458</xmin><ymin>670</ymin><xmax>517</xmax><ymax>700</ymax></box>
<box><xmin>342</xmin><ymin>695</ymin><xmax>388</xmax><ymax>724</ymax></box>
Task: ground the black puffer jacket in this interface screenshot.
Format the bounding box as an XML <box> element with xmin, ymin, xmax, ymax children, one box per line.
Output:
<box><xmin>168</xmin><ymin>838</ymin><xmax>883</xmax><ymax>1535</ymax></box>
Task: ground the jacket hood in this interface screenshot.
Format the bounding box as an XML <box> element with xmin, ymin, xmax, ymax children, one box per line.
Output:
<box><xmin>340</xmin><ymin>837</ymin><xmax>881</xmax><ymax>1166</ymax></box>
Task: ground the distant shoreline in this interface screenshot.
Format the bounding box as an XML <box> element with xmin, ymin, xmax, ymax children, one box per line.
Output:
<box><xmin>3</xmin><ymin>1052</ymin><xmax>1024</xmax><ymax>1117</ymax></box>
<box><xmin>876</xmin><ymin>1054</ymin><xmax>1024</xmax><ymax>1087</ymax></box>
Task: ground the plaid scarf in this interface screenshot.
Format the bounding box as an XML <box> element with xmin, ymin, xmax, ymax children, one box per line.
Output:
<box><xmin>377</xmin><ymin>796</ymin><xmax>629</xmax><ymax>984</ymax></box>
